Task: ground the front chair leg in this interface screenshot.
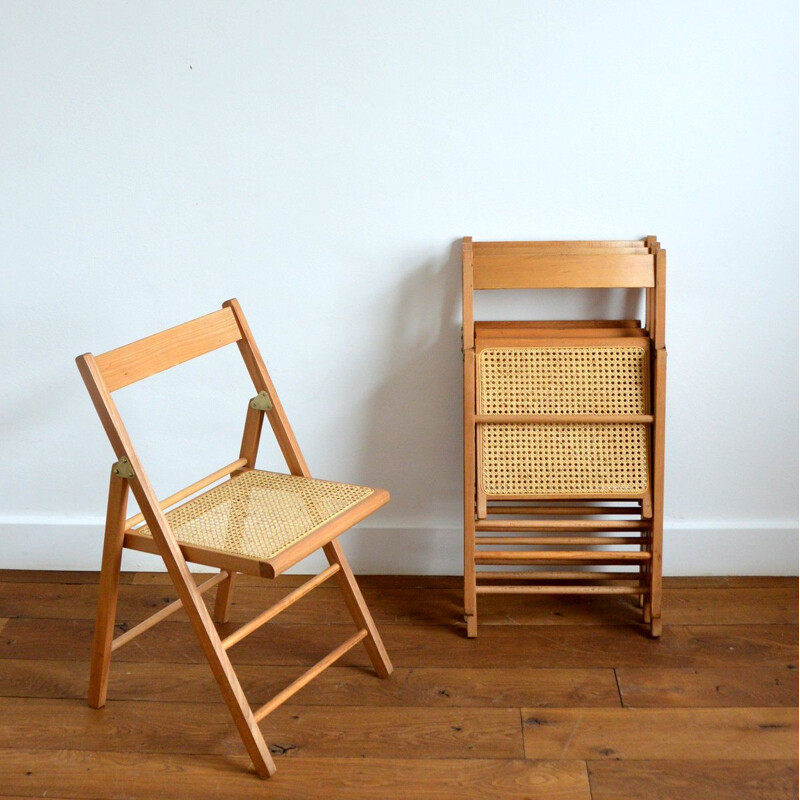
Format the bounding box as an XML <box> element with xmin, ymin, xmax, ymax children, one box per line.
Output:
<box><xmin>88</xmin><ymin>472</ymin><xmax>129</xmax><ymax>708</ymax></box>
<box><xmin>323</xmin><ymin>539</ymin><xmax>393</xmax><ymax>679</ymax></box>
<box><xmin>161</xmin><ymin>559</ymin><xmax>277</xmax><ymax>779</ymax></box>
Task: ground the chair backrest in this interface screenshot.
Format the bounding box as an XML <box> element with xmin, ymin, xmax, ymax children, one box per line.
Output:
<box><xmin>76</xmin><ymin>298</ymin><xmax>311</xmax><ymax>566</ymax></box>
<box><xmin>462</xmin><ymin>237</ymin><xmax>666</xmax><ymax>349</ymax></box>
<box><xmin>93</xmin><ymin>307</ymin><xmax>243</xmax><ymax>392</ymax></box>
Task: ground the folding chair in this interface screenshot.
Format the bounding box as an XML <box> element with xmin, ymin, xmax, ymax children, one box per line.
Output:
<box><xmin>462</xmin><ymin>238</ymin><xmax>667</xmax><ymax>638</ymax></box>
<box><xmin>76</xmin><ymin>298</ymin><xmax>393</xmax><ymax>779</ymax></box>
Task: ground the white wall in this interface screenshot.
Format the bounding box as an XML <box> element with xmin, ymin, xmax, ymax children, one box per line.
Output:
<box><xmin>1</xmin><ymin>0</ymin><xmax>797</xmax><ymax>574</ymax></box>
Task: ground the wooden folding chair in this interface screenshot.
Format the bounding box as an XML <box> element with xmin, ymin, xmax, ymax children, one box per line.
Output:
<box><xmin>462</xmin><ymin>238</ymin><xmax>666</xmax><ymax>638</ymax></box>
<box><xmin>76</xmin><ymin>298</ymin><xmax>393</xmax><ymax>779</ymax></box>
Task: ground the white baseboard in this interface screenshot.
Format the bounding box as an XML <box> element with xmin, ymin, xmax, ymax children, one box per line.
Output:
<box><xmin>0</xmin><ymin>519</ymin><xmax>796</xmax><ymax>576</ymax></box>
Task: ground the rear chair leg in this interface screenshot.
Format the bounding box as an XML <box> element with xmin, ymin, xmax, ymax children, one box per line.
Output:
<box><xmin>323</xmin><ymin>539</ymin><xmax>393</xmax><ymax>679</ymax></box>
<box><xmin>214</xmin><ymin>569</ymin><xmax>237</xmax><ymax>623</ymax></box>
<box><xmin>88</xmin><ymin>472</ymin><xmax>129</xmax><ymax>709</ymax></box>
<box><xmin>464</xmin><ymin>515</ymin><xmax>478</xmax><ymax>638</ymax></box>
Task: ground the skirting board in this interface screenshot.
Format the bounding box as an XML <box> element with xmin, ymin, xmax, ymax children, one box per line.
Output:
<box><xmin>0</xmin><ymin>520</ymin><xmax>797</xmax><ymax>576</ymax></box>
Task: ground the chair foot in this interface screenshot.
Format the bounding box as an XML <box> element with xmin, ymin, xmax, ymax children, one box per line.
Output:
<box><xmin>649</xmin><ymin>616</ymin><xmax>662</xmax><ymax>638</ymax></box>
<box><xmin>465</xmin><ymin>614</ymin><xmax>478</xmax><ymax>638</ymax></box>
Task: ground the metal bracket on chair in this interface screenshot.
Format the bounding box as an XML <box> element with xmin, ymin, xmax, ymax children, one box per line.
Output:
<box><xmin>250</xmin><ymin>391</ymin><xmax>273</xmax><ymax>412</ymax></box>
<box><xmin>112</xmin><ymin>457</ymin><xmax>135</xmax><ymax>480</ymax></box>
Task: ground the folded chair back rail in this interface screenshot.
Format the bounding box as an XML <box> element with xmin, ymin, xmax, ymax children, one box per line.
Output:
<box><xmin>77</xmin><ymin>298</ymin><xmax>393</xmax><ymax>780</ymax></box>
<box><xmin>462</xmin><ymin>237</ymin><xmax>666</xmax><ymax>639</ymax></box>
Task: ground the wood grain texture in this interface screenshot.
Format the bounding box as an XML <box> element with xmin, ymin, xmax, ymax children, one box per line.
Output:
<box><xmin>117</xmin><ymin>573</ymin><xmax>798</xmax><ymax>589</ymax></box>
<box><xmin>616</xmin><ymin>666</ymin><xmax>799</xmax><ymax>708</ymax></box>
<box><xmin>1</xmin><ymin>618</ymin><xmax>795</xmax><ymax>668</ymax></box>
<box><xmin>0</xmin><ymin>574</ymin><xmax>796</xmax><ymax>798</ymax></box>
<box><xmin>93</xmin><ymin>307</ymin><xmax>241</xmax><ymax>391</ymax></box>
<box><xmin>472</xmin><ymin>253</ymin><xmax>655</xmax><ymax>289</ymax></box>
<box><xmin>522</xmin><ymin>707</ymin><xmax>798</xmax><ymax>760</ymax></box>
<box><xmin>0</xmin><ymin>660</ymin><xmax>621</xmax><ymax>708</ymax></box>
<box><xmin>0</xmin><ymin>570</ymin><xmax>137</xmax><ymax>584</ymax></box>
<box><xmin>588</xmin><ymin>760</ymin><xmax>798</xmax><ymax>800</ymax></box>
<box><xmin>0</xmin><ymin>750</ymin><xmax>592</xmax><ymax>800</ymax></box>
<box><xmin>0</xmin><ymin>697</ymin><xmax>525</xmax><ymax>760</ymax></box>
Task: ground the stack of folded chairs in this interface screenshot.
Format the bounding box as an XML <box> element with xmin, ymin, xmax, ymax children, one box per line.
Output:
<box><xmin>461</xmin><ymin>237</ymin><xmax>667</xmax><ymax>638</ymax></box>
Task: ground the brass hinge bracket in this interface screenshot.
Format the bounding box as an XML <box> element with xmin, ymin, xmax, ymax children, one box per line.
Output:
<box><xmin>112</xmin><ymin>457</ymin><xmax>135</xmax><ymax>480</ymax></box>
<box><xmin>250</xmin><ymin>391</ymin><xmax>274</xmax><ymax>412</ymax></box>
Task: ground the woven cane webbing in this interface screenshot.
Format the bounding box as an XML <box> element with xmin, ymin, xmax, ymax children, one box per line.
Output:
<box><xmin>478</xmin><ymin>345</ymin><xmax>649</xmax><ymax>496</ymax></box>
<box><xmin>136</xmin><ymin>470</ymin><xmax>374</xmax><ymax>561</ymax></box>
<box><xmin>479</xmin><ymin>346</ymin><xmax>647</xmax><ymax>415</ymax></box>
<box><xmin>480</xmin><ymin>423</ymin><xmax>649</xmax><ymax>495</ymax></box>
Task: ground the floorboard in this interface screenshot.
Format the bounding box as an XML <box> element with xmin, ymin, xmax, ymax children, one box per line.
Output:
<box><xmin>0</xmin><ymin>750</ymin><xmax>593</xmax><ymax>800</ymax></box>
<box><xmin>0</xmin><ymin>580</ymin><xmax>793</xmax><ymax>626</ymax></box>
<box><xmin>521</xmin><ymin>707</ymin><xmax>798</xmax><ymax>760</ymax></box>
<box><xmin>587</xmin><ymin>760</ymin><xmax>798</xmax><ymax>800</ymax></box>
<box><xmin>0</xmin><ymin>571</ymin><xmax>795</xmax><ymax>799</ymax></box>
<box><xmin>0</xmin><ymin>659</ymin><xmax>622</xmax><ymax>707</ymax></box>
<box><xmin>616</xmin><ymin>665</ymin><xmax>798</xmax><ymax>707</ymax></box>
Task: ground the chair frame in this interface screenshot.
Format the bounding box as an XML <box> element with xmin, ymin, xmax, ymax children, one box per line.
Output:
<box><xmin>76</xmin><ymin>298</ymin><xmax>393</xmax><ymax>779</ymax></box>
<box><xmin>462</xmin><ymin>238</ymin><xmax>666</xmax><ymax>638</ymax></box>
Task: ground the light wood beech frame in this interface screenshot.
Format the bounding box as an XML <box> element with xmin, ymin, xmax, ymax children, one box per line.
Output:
<box><xmin>76</xmin><ymin>298</ymin><xmax>393</xmax><ymax>779</ymax></box>
<box><xmin>462</xmin><ymin>238</ymin><xmax>666</xmax><ymax>639</ymax></box>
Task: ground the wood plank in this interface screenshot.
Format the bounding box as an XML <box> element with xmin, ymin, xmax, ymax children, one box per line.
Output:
<box><xmin>122</xmin><ymin>573</ymin><xmax>798</xmax><ymax>590</ymax></box>
<box><xmin>128</xmin><ymin>572</ymin><xmax>461</xmax><ymax>588</ymax></box>
<box><xmin>472</xmin><ymin>253</ymin><xmax>655</xmax><ymax>289</ymax></box>
<box><xmin>588</xmin><ymin>760</ymin><xmax>798</xmax><ymax>800</ymax></box>
<box><xmin>479</xmin><ymin>327</ymin><xmax>649</xmax><ymax>340</ymax></box>
<box><xmin>0</xmin><ymin>571</ymin><xmax>797</xmax><ymax>796</ymax></box>
<box><xmin>0</xmin><ymin>659</ymin><xmax>621</xmax><ymax>708</ymax></box>
<box><xmin>0</xmin><ymin>697</ymin><xmax>525</xmax><ymax>760</ymax></box>
<box><xmin>0</xmin><ymin>749</ymin><xmax>592</xmax><ymax>800</ymax></box>
<box><xmin>0</xmin><ymin>570</ymin><xmax>135</xmax><ymax>584</ymax></box>
<box><xmin>475</xmin><ymin>551</ymin><xmax>650</xmax><ymax>563</ymax></box>
<box><xmin>93</xmin><ymin>307</ymin><xmax>241</xmax><ymax>391</ymax></box>
<box><xmin>473</xmin><ymin>240</ymin><xmax>643</xmax><ymax>249</ymax></box>
<box><xmin>659</xmin><ymin>587</ymin><xmax>798</xmax><ymax>625</ymax></box>
<box><xmin>1</xmin><ymin>619</ymin><xmax>794</xmax><ymax>669</ymax></box>
<box><xmin>1</xmin><ymin>580</ymin><xmax>793</xmax><ymax>629</ymax></box>
<box><xmin>474</xmin><ymin>414</ymin><xmax>653</xmax><ymax>424</ymax></box>
<box><xmin>475</xmin><ymin>520</ymin><xmax>649</xmax><ymax>531</ymax></box>
<box><xmin>474</xmin><ymin>319</ymin><xmax>642</xmax><ymax>329</ymax></box>
<box><xmin>521</xmin><ymin>707</ymin><xmax>798</xmax><ymax>760</ymax></box>
<box><xmin>616</xmin><ymin>666</ymin><xmax>799</xmax><ymax>707</ymax></box>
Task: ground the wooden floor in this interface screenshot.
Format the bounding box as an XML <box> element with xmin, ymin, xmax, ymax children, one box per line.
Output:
<box><xmin>0</xmin><ymin>571</ymin><xmax>796</xmax><ymax>799</ymax></box>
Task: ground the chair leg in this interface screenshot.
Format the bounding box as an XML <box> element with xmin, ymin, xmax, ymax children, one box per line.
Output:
<box><xmin>649</xmin><ymin>546</ymin><xmax>663</xmax><ymax>637</ymax></box>
<box><xmin>88</xmin><ymin>472</ymin><xmax>129</xmax><ymax>709</ymax></box>
<box><xmin>162</xmin><ymin>559</ymin><xmax>277</xmax><ymax>778</ymax></box>
<box><xmin>649</xmin><ymin>349</ymin><xmax>666</xmax><ymax>639</ymax></box>
<box><xmin>323</xmin><ymin>539</ymin><xmax>393</xmax><ymax>679</ymax></box>
<box><xmin>214</xmin><ymin>569</ymin><xmax>236</xmax><ymax>623</ymax></box>
<box><xmin>464</xmin><ymin>513</ymin><xmax>478</xmax><ymax>638</ymax></box>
